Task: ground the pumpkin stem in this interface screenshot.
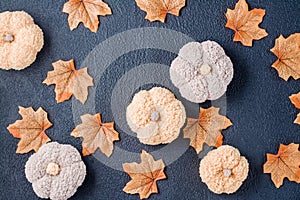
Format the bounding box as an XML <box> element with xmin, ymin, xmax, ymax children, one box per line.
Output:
<box><xmin>46</xmin><ymin>162</ymin><xmax>61</xmax><ymax>176</ymax></box>
<box><xmin>198</xmin><ymin>64</ymin><xmax>211</xmax><ymax>75</ymax></box>
<box><xmin>223</xmin><ymin>169</ymin><xmax>232</xmax><ymax>177</ymax></box>
<box><xmin>4</xmin><ymin>33</ymin><xmax>14</xmax><ymax>42</ymax></box>
<box><xmin>150</xmin><ymin>110</ymin><xmax>160</xmax><ymax>122</ymax></box>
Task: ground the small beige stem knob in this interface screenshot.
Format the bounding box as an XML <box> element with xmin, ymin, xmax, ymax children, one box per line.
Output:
<box><xmin>46</xmin><ymin>162</ymin><xmax>61</xmax><ymax>176</ymax></box>
<box><xmin>198</xmin><ymin>64</ymin><xmax>211</xmax><ymax>75</ymax></box>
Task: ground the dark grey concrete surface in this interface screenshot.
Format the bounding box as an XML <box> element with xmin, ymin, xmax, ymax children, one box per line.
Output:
<box><xmin>0</xmin><ymin>0</ymin><xmax>300</xmax><ymax>199</ymax></box>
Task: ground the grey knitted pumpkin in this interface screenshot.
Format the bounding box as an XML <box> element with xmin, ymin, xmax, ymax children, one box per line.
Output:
<box><xmin>25</xmin><ymin>142</ymin><xmax>86</xmax><ymax>200</ymax></box>
<box><xmin>170</xmin><ymin>41</ymin><xmax>234</xmax><ymax>103</ymax></box>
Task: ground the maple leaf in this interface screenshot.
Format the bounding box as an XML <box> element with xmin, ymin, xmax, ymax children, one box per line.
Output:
<box><xmin>263</xmin><ymin>143</ymin><xmax>300</xmax><ymax>188</ymax></box>
<box><xmin>123</xmin><ymin>150</ymin><xmax>166</xmax><ymax>199</ymax></box>
<box><xmin>135</xmin><ymin>0</ymin><xmax>186</xmax><ymax>22</ymax></box>
<box><xmin>183</xmin><ymin>107</ymin><xmax>232</xmax><ymax>154</ymax></box>
<box><xmin>289</xmin><ymin>92</ymin><xmax>300</xmax><ymax>125</ymax></box>
<box><xmin>43</xmin><ymin>59</ymin><xmax>94</xmax><ymax>104</ymax></box>
<box><xmin>225</xmin><ymin>0</ymin><xmax>268</xmax><ymax>46</ymax></box>
<box><xmin>270</xmin><ymin>33</ymin><xmax>300</xmax><ymax>81</ymax></box>
<box><xmin>62</xmin><ymin>0</ymin><xmax>112</xmax><ymax>32</ymax></box>
<box><xmin>7</xmin><ymin>107</ymin><xmax>52</xmax><ymax>154</ymax></box>
<box><xmin>71</xmin><ymin>113</ymin><xmax>119</xmax><ymax>157</ymax></box>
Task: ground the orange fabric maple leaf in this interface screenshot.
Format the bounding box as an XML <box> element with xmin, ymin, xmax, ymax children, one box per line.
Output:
<box><xmin>43</xmin><ymin>59</ymin><xmax>94</xmax><ymax>104</ymax></box>
<box><xmin>225</xmin><ymin>0</ymin><xmax>268</xmax><ymax>46</ymax></box>
<box><xmin>135</xmin><ymin>0</ymin><xmax>185</xmax><ymax>22</ymax></box>
<box><xmin>71</xmin><ymin>113</ymin><xmax>119</xmax><ymax>157</ymax></box>
<box><xmin>263</xmin><ymin>143</ymin><xmax>300</xmax><ymax>188</ymax></box>
<box><xmin>123</xmin><ymin>150</ymin><xmax>166</xmax><ymax>199</ymax></box>
<box><xmin>7</xmin><ymin>107</ymin><xmax>52</xmax><ymax>154</ymax></box>
<box><xmin>183</xmin><ymin>107</ymin><xmax>232</xmax><ymax>154</ymax></box>
<box><xmin>270</xmin><ymin>33</ymin><xmax>300</xmax><ymax>81</ymax></box>
<box><xmin>62</xmin><ymin>0</ymin><xmax>112</xmax><ymax>32</ymax></box>
<box><xmin>289</xmin><ymin>92</ymin><xmax>300</xmax><ymax>125</ymax></box>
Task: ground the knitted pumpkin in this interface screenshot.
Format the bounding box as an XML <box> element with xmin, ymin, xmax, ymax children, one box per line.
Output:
<box><xmin>25</xmin><ymin>142</ymin><xmax>86</xmax><ymax>200</ymax></box>
<box><xmin>170</xmin><ymin>41</ymin><xmax>234</xmax><ymax>103</ymax></box>
<box><xmin>126</xmin><ymin>87</ymin><xmax>186</xmax><ymax>145</ymax></box>
<box><xmin>199</xmin><ymin>145</ymin><xmax>249</xmax><ymax>194</ymax></box>
<box><xmin>0</xmin><ymin>11</ymin><xmax>43</xmax><ymax>70</ymax></box>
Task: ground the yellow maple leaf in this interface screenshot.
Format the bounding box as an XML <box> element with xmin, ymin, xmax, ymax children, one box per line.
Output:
<box><xmin>264</xmin><ymin>143</ymin><xmax>300</xmax><ymax>188</ymax></box>
<box><xmin>289</xmin><ymin>92</ymin><xmax>300</xmax><ymax>125</ymax></box>
<box><xmin>7</xmin><ymin>107</ymin><xmax>52</xmax><ymax>154</ymax></box>
<box><xmin>135</xmin><ymin>0</ymin><xmax>185</xmax><ymax>22</ymax></box>
<box><xmin>225</xmin><ymin>0</ymin><xmax>268</xmax><ymax>46</ymax></box>
<box><xmin>271</xmin><ymin>33</ymin><xmax>300</xmax><ymax>81</ymax></box>
<box><xmin>183</xmin><ymin>107</ymin><xmax>232</xmax><ymax>154</ymax></box>
<box><xmin>43</xmin><ymin>59</ymin><xmax>94</xmax><ymax>104</ymax></box>
<box><xmin>71</xmin><ymin>113</ymin><xmax>119</xmax><ymax>157</ymax></box>
<box><xmin>123</xmin><ymin>150</ymin><xmax>166</xmax><ymax>199</ymax></box>
<box><xmin>63</xmin><ymin>0</ymin><xmax>112</xmax><ymax>32</ymax></box>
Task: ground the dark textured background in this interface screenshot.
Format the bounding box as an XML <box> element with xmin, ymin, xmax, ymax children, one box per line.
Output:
<box><xmin>0</xmin><ymin>0</ymin><xmax>300</xmax><ymax>199</ymax></box>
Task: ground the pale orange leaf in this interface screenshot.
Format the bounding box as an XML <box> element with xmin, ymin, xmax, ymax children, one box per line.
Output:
<box><xmin>43</xmin><ymin>59</ymin><xmax>94</xmax><ymax>104</ymax></box>
<box><xmin>263</xmin><ymin>143</ymin><xmax>300</xmax><ymax>188</ymax></box>
<box><xmin>62</xmin><ymin>0</ymin><xmax>112</xmax><ymax>32</ymax></box>
<box><xmin>7</xmin><ymin>107</ymin><xmax>52</xmax><ymax>154</ymax></box>
<box><xmin>225</xmin><ymin>0</ymin><xmax>268</xmax><ymax>46</ymax></box>
<box><xmin>271</xmin><ymin>33</ymin><xmax>300</xmax><ymax>81</ymax></box>
<box><xmin>71</xmin><ymin>113</ymin><xmax>119</xmax><ymax>157</ymax></box>
<box><xmin>135</xmin><ymin>0</ymin><xmax>185</xmax><ymax>22</ymax></box>
<box><xmin>289</xmin><ymin>92</ymin><xmax>300</xmax><ymax>125</ymax></box>
<box><xmin>123</xmin><ymin>150</ymin><xmax>166</xmax><ymax>199</ymax></box>
<box><xmin>183</xmin><ymin>107</ymin><xmax>232</xmax><ymax>154</ymax></box>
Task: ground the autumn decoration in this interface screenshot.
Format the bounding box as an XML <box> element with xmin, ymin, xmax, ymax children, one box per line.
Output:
<box><xmin>263</xmin><ymin>143</ymin><xmax>300</xmax><ymax>188</ymax></box>
<box><xmin>7</xmin><ymin>106</ymin><xmax>52</xmax><ymax>154</ymax></box>
<box><xmin>2</xmin><ymin>0</ymin><xmax>300</xmax><ymax>198</ymax></box>
<box><xmin>183</xmin><ymin>107</ymin><xmax>232</xmax><ymax>154</ymax></box>
<box><xmin>170</xmin><ymin>41</ymin><xmax>234</xmax><ymax>103</ymax></box>
<box><xmin>123</xmin><ymin>150</ymin><xmax>166</xmax><ymax>199</ymax></box>
<box><xmin>43</xmin><ymin>59</ymin><xmax>94</xmax><ymax>104</ymax></box>
<box><xmin>135</xmin><ymin>0</ymin><xmax>185</xmax><ymax>22</ymax></box>
<box><xmin>25</xmin><ymin>142</ymin><xmax>86</xmax><ymax>199</ymax></box>
<box><xmin>126</xmin><ymin>87</ymin><xmax>186</xmax><ymax>145</ymax></box>
<box><xmin>199</xmin><ymin>145</ymin><xmax>249</xmax><ymax>194</ymax></box>
<box><xmin>225</xmin><ymin>0</ymin><xmax>268</xmax><ymax>46</ymax></box>
<box><xmin>289</xmin><ymin>92</ymin><xmax>300</xmax><ymax>125</ymax></box>
<box><xmin>62</xmin><ymin>0</ymin><xmax>112</xmax><ymax>32</ymax></box>
<box><xmin>0</xmin><ymin>11</ymin><xmax>44</xmax><ymax>70</ymax></box>
<box><xmin>71</xmin><ymin>113</ymin><xmax>119</xmax><ymax>157</ymax></box>
<box><xmin>270</xmin><ymin>33</ymin><xmax>300</xmax><ymax>81</ymax></box>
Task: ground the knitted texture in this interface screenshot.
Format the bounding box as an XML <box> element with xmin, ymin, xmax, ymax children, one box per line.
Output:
<box><xmin>199</xmin><ymin>145</ymin><xmax>249</xmax><ymax>194</ymax></box>
<box><xmin>0</xmin><ymin>11</ymin><xmax>43</xmax><ymax>70</ymax></box>
<box><xmin>170</xmin><ymin>41</ymin><xmax>233</xmax><ymax>103</ymax></box>
<box><xmin>126</xmin><ymin>87</ymin><xmax>186</xmax><ymax>145</ymax></box>
<box><xmin>25</xmin><ymin>142</ymin><xmax>86</xmax><ymax>200</ymax></box>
